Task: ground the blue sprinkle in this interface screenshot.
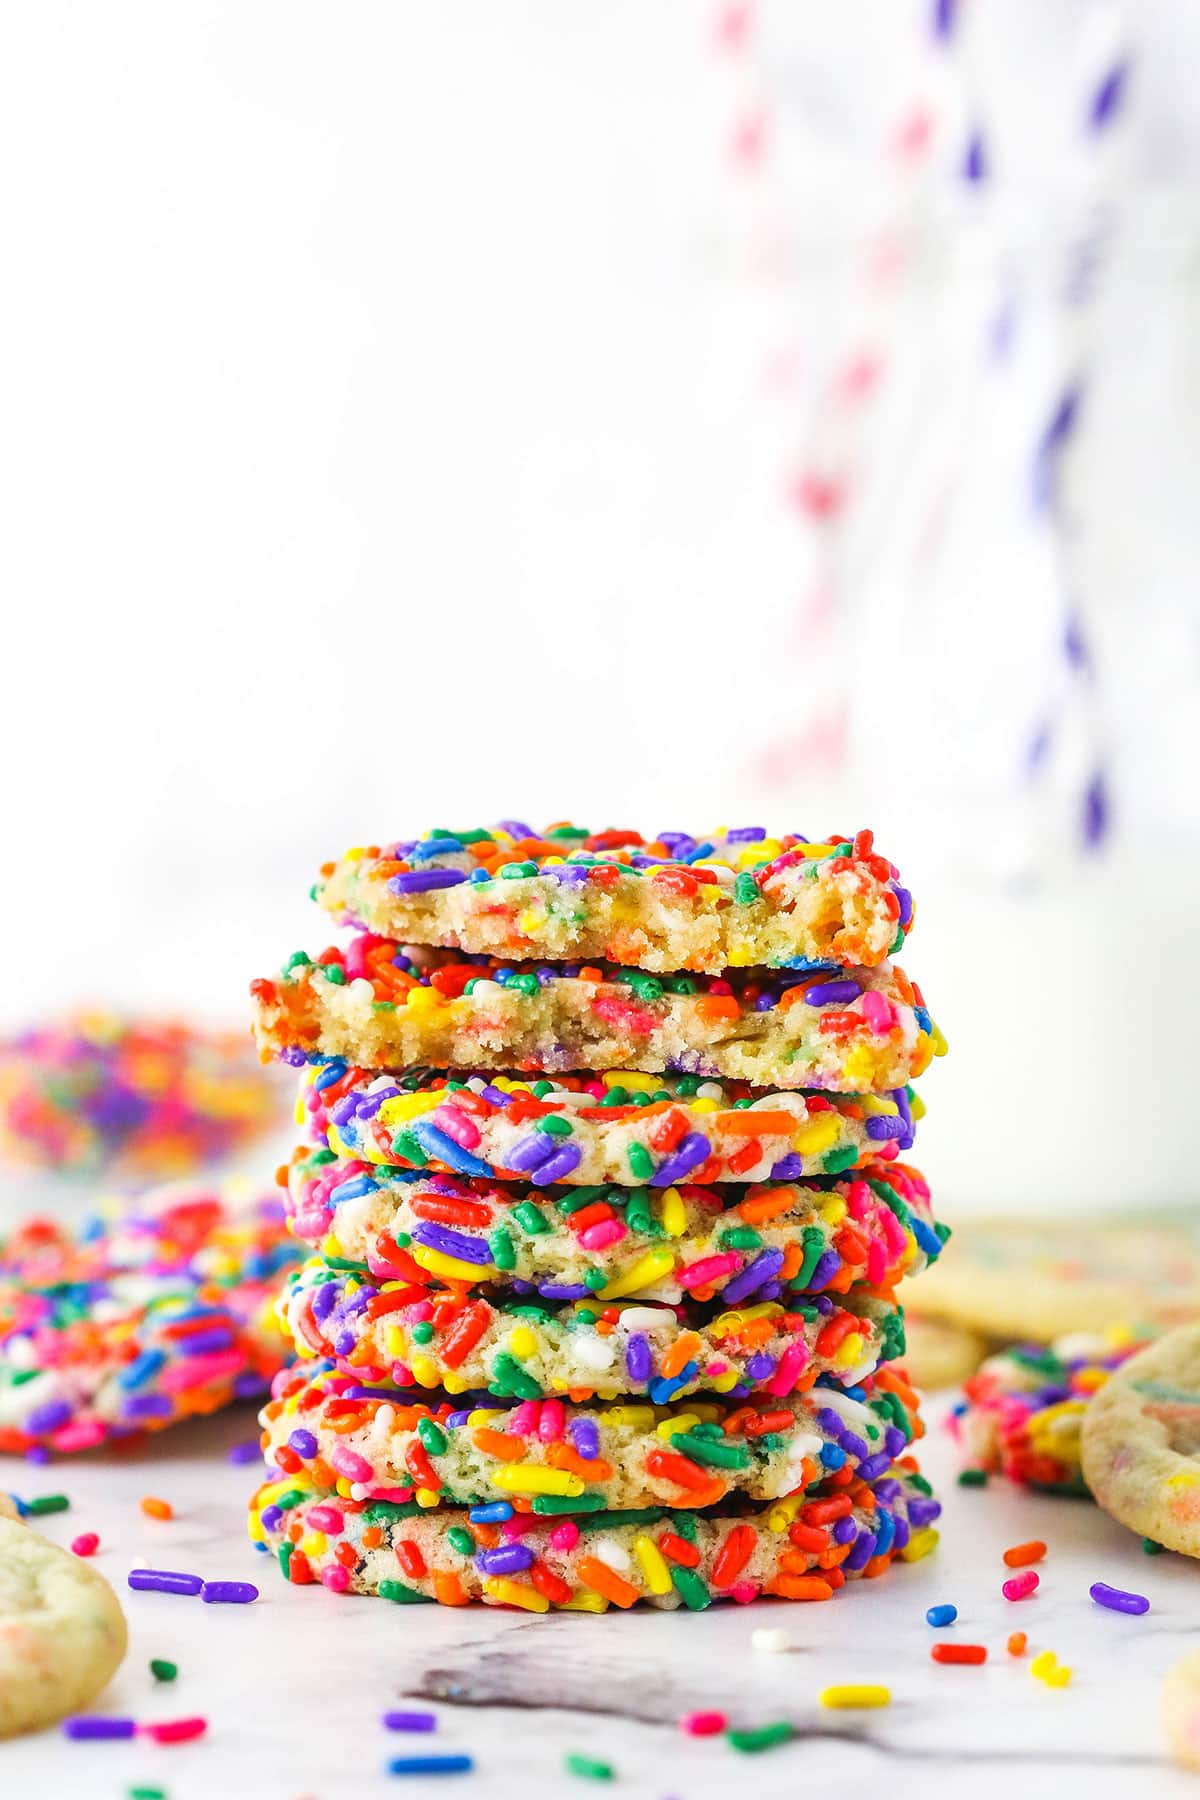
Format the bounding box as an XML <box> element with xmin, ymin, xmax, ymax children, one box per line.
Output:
<box><xmin>927</xmin><ymin>1603</ymin><xmax>958</xmax><ymax>1628</ymax></box>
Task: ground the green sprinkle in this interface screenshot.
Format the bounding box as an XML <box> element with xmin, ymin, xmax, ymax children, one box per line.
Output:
<box><xmin>513</xmin><ymin>1201</ymin><xmax>551</xmax><ymax>1236</ymax></box>
<box><xmin>789</xmin><ymin>1225</ymin><xmax>827</xmax><ymax>1291</ymax></box>
<box><xmin>278</xmin><ymin>1542</ymin><xmax>293</xmax><ymax>1577</ymax></box>
<box><xmin>9</xmin><ymin>1369</ymin><xmax>39</xmax><ymax>1386</ymax></box>
<box><xmin>624</xmin><ymin>1188</ymin><xmax>656</xmax><ymax>1236</ymax></box>
<box><xmin>671</xmin><ymin>1565</ymin><xmax>711</xmax><ymax>1610</ymax></box>
<box><xmin>363</xmin><ymin>1500</ymin><xmax>425</xmax><ymax>1523</ymax></box>
<box><xmin>734</xmin><ymin>872</ymin><xmax>759</xmax><ymax>904</ymax></box>
<box><xmin>271</xmin><ymin>1488</ymin><xmax>306</xmax><ymax>1511</ymax></box>
<box><xmin>532</xmin><ymin>1493</ymin><xmax>607</xmax><ymax>1515</ymax></box>
<box><xmin>412</xmin><ymin>1320</ymin><xmax>434</xmax><ymax>1345</ymax></box>
<box><xmin>719</xmin><ymin>1226</ymin><xmax>762</xmax><ymax>1251</ymax></box>
<box><xmin>1142</xmin><ymin>1537</ymin><xmax>1164</xmax><ymax>1555</ymax></box>
<box><xmin>488</xmin><ymin>1226</ymin><xmax>516</xmax><ymax>1270</ymax></box>
<box><xmin>378</xmin><ymin>1579</ymin><xmax>434</xmax><ymax>1604</ymax></box>
<box><xmin>821</xmin><ymin>1145</ymin><xmax>859</xmax><ymax>1175</ymax></box>
<box><xmin>284</xmin><ymin>950</ymin><xmax>312</xmax><ymax>972</ymax></box>
<box><xmin>25</xmin><ymin>1494</ymin><xmax>69</xmax><ymax>1516</ymax></box>
<box><xmin>584</xmin><ymin>1269</ymin><xmax>608</xmax><ymax>1291</ymax></box>
<box><xmin>128</xmin><ymin>1788</ymin><xmax>168</xmax><ymax>1800</ymax></box>
<box><xmin>626</xmin><ymin>1142</ymin><xmax>654</xmax><ymax>1181</ymax></box>
<box><xmin>490</xmin><ymin>1353</ymin><xmax>543</xmax><ymax>1399</ymax></box>
<box><xmin>535</xmin><ymin>1115</ymin><xmax>573</xmax><ymax>1136</ymax></box>
<box><xmin>446</xmin><ymin>1526</ymin><xmax>475</xmax><ymax>1555</ymax></box>
<box><xmin>149</xmin><ymin>1659</ymin><xmax>178</xmax><ymax>1682</ymax></box>
<box><xmin>417</xmin><ymin>1417</ymin><xmax>447</xmax><ymax>1455</ymax></box>
<box><xmin>565</xmin><ymin>1754</ymin><xmax>615</xmax><ymax>1781</ymax></box>
<box><xmin>506</xmin><ymin>972</ymin><xmax>540</xmax><ymax>996</ymax></box>
<box><xmin>669</xmin><ymin>1511</ymin><xmax>698</xmax><ymax>1542</ymax></box>
<box><xmin>727</xmin><ymin>1722</ymin><xmax>795</xmax><ymax>1754</ymax></box>
<box><xmin>323</xmin><ymin>964</ymin><xmax>346</xmax><ymax>985</ymax></box>
<box><xmin>392</xmin><ymin>1129</ymin><xmax>427</xmax><ymax>1166</ymax></box>
<box><xmin>577</xmin><ymin>1507</ymin><xmax>666</xmax><ymax>1531</ymax></box>
<box><xmin>957</xmin><ymin>1468</ymin><xmax>988</xmax><ymax>1489</ymax></box>
<box><xmin>624</xmin><ymin>973</ymin><xmax>663</xmax><ymax>1002</ymax></box>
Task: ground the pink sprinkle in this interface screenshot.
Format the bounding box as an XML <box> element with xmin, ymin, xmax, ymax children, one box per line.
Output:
<box><xmin>678</xmin><ymin>1253</ymin><xmax>741</xmax><ymax>1291</ymax></box>
<box><xmin>159</xmin><ymin>1350</ymin><xmax>243</xmax><ymax>1393</ymax></box>
<box><xmin>51</xmin><ymin>1421</ymin><xmax>108</xmax><ymax>1453</ymax></box>
<box><xmin>579</xmin><ymin>1219</ymin><xmax>626</xmax><ymax>1251</ymax></box>
<box><xmin>860</xmin><ymin>990</ymin><xmax>893</xmax><ymax>1035</ymax></box>
<box><xmin>549</xmin><ymin>1521</ymin><xmax>580</xmax><ymax>1553</ymax></box>
<box><xmin>321</xmin><ymin>1565</ymin><xmax>351</xmax><ymax>1593</ymax></box>
<box><xmin>140</xmin><ymin>1717</ymin><xmax>208</xmax><ymax>1745</ymax></box>
<box><xmin>330</xmin><ymin>1446</ymin><xmax>374</xmax><ymax>1483</ymax></box>
<box><xmin>390</xmin><ymin>1363</ymin><xmax>415</xmax><ymax>1386</ymax></box>
<box><xmin>766</xmin><ymin>1339</ymin><xmax>809</xmax><ymax>1397</ymax></box>
<box><xmin>306</xmin><ymin>1506</ymin><xmax>344</xmax><ymax>1534</ymax></box>
<box><xmin>537</xmin><ymin>1400</ymin><xmax>565</xmax><ymax>1443</ymax></box>
<box><xmin>509</xmin><ymin>1401</ymin><xmax>540</xmax><ymax>1436</ymax></box>
<box><xmin>1003</xmin><ymin>1571</ymin><xmax>1039</xmax><ymax>1602</ymax></box>
<box><xmin>432</xmin><ymin>1105</ymin><xmax>481</xmax><ymax>1150</ymax></box>
<box><xmin>70</xmin><ymin>1532</ymin><xmax>100</xmax><ymax>1557</ymax></box>
<box><xmin>681</xmin><ymin>1711</ymin><xmax>727</xmax><ymax>1736</ymax></box>
<box><xmin>729</xmin><ymin>1581</ymin><xmax>759</xmax><ymax>1604</ymax></box>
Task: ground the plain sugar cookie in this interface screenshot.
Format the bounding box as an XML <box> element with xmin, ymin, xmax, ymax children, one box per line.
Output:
<box><xmin>0</xmin><ymin>1516</ymin><xmax>127</xmax><ymax>1737</ymax></box>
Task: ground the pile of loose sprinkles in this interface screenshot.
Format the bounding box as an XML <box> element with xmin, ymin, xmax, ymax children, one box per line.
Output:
<box><xmin>244</xmin><ymin>822</ymin><xmax>948</xmax><ymax>1620</ymax></box>
<box><xmin>0</xmin><ymin>1009</ymin><xmax>283</xmax><ymax>1179</ymax></box>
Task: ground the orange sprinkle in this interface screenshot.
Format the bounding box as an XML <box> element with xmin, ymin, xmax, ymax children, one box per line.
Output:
<box><xmin>1003</xmin><ymin>1540</ymin><xmax>1046</xmax><ymax>1568</ymax></box>
<box><xmin>576</xmin><ymin>1557</ymin><xmax>639</xmax><ymax>1609</ymax></box>
<box><xmin>1008</xmin><ymin>1632</ymin><xmax>1027</xmax><ymax>1656</ymax></box>
<box><xmin>140</xmin><ymin>1496</ymin><xmax>173</xmax><ymax>1521</ymax></box>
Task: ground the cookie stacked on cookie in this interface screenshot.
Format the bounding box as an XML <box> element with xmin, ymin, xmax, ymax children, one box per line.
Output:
<box><xmin>247</xmin><ymin>823</ymin><xmax>948</xmax><ymax>1611</ymax></box>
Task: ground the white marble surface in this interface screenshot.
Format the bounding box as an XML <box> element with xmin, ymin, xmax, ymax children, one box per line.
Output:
<box><xmin>2</xmin><ymin>1400</ymin><xmax>1198</xmax><ymax>1800</ymax></box>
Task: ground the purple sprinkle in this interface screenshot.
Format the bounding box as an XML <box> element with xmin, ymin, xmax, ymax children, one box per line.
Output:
<box><xmin>25</xmin><ymin>1399</ymin><xmax>73</xmax><ymax>1435</ymax></box>
<box><xmin>744</xmin><ymin>1352</ymin><xmax>775</xmax><ymax>1381</ymax></box>
<box><xmin>806</xmin><ymin>1249</ymin><xmax>840</xmax><ymax>1292</ymax></box>
<box><xmin>804</xmin><ymin>979</ymin><xmax>860</xmax><ymax>1007</ymax></box>
<box><xmin>62</xmin><ymin>1717</ymin><xmax>137</xmax><ymax>1740</ymax></box>
<box><xmin>1090</xmin><ymin>1581</ymin><xmax>1149</xmax><ymax>1616</ymax></box>
<box><xmin>201</xmin><ymin>1580</ymin><xmax>258</xmax><ymax>1604</ymax></box>
<box><xmin>893</xmin><ymin>885</ymin><xmax>913</xmax><ymax>927</ymax></box>
<box><xmin>129</xmin><ymin>1568</ymin><xmax>203</xmax><ymax>1596</ymax></box>
<box><xmin>259</xmin><ymin>1505</ymin><xmax>282</xmax><ymax>1531</ymax></box>
<box><xmin>866</xmin><ymin>1114</ymin><xmax>905</xmax><ymax>1142</ymax></box>
<box><xmin>475</xmin><ymin>1543</ymin><xmax>534</xmax><ymax>1576</ymax></box>
<box><xmin>410</xmin><ymin>1222</ymin><xmax>493</xmax><ymax>1265</ymax></box>
<box><xmin>647</xmin><ymin>1133</ymin><xmax>711</xmax><ymax>1187</ymax></box>
<box><xmin>721</xmin><ymin>1248</ymin><xmax>785</xmax><ymax>1306</ymax></box>
<box><xmin>529</xmin><ymin>1144</ymin><xmax>584</xmax><ymax>1184</ymax></box>
<box><xmin>233</xmin><ymin>1372</ymin><xmax>268</xmax><ymax>1400</ymax></box>
<box><xmin>857</xmin><ymin>1452</ymin><xmax>892</xmax><ymax>1482</ymax></box>
<box><xmin>844</xmin><ymin>1529</ymin><xmax>878</xmax><ymax>1571</ymax></box>
<box><xmin>504</xmin><ymin>1133</ymin><xmax>557</xmax><ymax>1173</ymax></box>
<box><xmin>384</xmin><ymin>1711</ymin><xmax>437</xmax><ymax>1733</ymax></box>
<box><xmin>769</xmin><ymin>1153</ymin><xmax>804</xmax><ymax>1180</ymax></box>
<box><xmin>907</xmin><ymin>1497</ymin><xmax>943</xmax><ymax>1528</ymax></box>
<box><xmin>626</xmin><ymin>1335</ymin><xmax>652</xmax><ymax>1382</ymax></box>
<box><xmin>813</xmin><ymin>1294</ymin><xmax>835</xmax><ymax>1316</ymax></box>
<box><xmin>725</xmin><ymin>826</ymin><xmax>766</xmax><ymax>844</ymax></box>
<box><xmin>311</xmin><ymin>1282</ymin><xmax>341</xmax><ymax>1323</ymax></box>
<box><xmin>963</xmin><ymin>128</ymin><xmax>986</xmax><ymax>183</ymax></box>
<box><xmin>833</xmin><ymin>1515</ymin><xmax>858</xmax><ymax>1545</ymax></box>
<box><xmin>288</xmin><ymin>1429</ymin><xmax>318</xmax><ymax>1459</ymax></box>
<box><xmin>840</xmin><ymin>1431</ymin><xmax>870</xmax><ymax>1461</ymax></box>
<box><xmin>179</xmin><ymin>1327</ymin><xmax>235</xmax><ymax>1356</ymax></box>
<box><xmin>1089</xmin><ymin>62</ymin><xmax>1129</xmax><ymax>131</ymax></box>
<box><xmin>569</xmin><ymin>1416</ymin><xmax>600</xmax><ymax>1460</ymax></box>
<box><xmin>388</xmin><ymin>868</ymin><xmax>469</xmax><ymax>894</ymax></box>
<box><xmin>480</xmin><ymin>1085</ymin><xmax>511</xmax><ymax>1107</ymax></box>
<box><xmin>536</xmin><ymin>1282</ymin><xmax>593</xmax><ymax>1302</ymax></box>
<box><xmin>884</xmin><ymin>1425</ymin><xmax>907</xmax><ymax>1459</ymax></box>
<box><xmin>892</xmin><ymin>1515</ymin><xmax>910</xmax><ymax>1551</ymax></box>
<box><xmin>280</xmin><ymin>1046</ymin><xmax>308</xmax><ymax>1067</ymax></box>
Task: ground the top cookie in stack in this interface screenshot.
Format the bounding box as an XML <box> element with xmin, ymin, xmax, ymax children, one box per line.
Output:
<box><xmin>248</xmin><ymin>823</ymin><xmax>948</xmax><ymax>1613</ymax></box>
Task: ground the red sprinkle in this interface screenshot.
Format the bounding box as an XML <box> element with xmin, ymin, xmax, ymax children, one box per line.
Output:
<box><xmin>680</xmin><ymin>1710</ymin><xmax>727</xmax><ymax>1736</ymax></box>
<box><xmin>1003</xmin><ymin>1540</ymin><xmax>1046</xmax><ymax>1568</ymax></box>
<box><xmin>140</xmin><ymin>1716</ymin><xmax>208</xmax><ymax>1745</ymax></box>
<box><xmin>931</xmin><ymin>1643</ymin><xmax>987</xmax><ymax>1665</ymax></box>
<box><xmin>1002</xmin><ymin>1570</ymin><xmax>1039</xmax><ymax>1601</ymax></box>
<box><xmin>70</xmin><ymin>1533</ymin><xmax>100</xmax><ymax>1557</ymax></box>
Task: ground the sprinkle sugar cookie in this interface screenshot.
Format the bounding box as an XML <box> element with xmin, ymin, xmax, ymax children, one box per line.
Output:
<box><xmin>315</xmin><ymin>825</ymin><xmax>914</xmax><ymax>975</ymax></box>
<box><xmin>0</xmin><ymin>1516</ymin><xmax>127</xmax><ymax>1737</ymax></box>
<box><xmin>1081</xmin><ymin>1323</ymin><xmax>1200</xmax><ymax>1554</ymax></box>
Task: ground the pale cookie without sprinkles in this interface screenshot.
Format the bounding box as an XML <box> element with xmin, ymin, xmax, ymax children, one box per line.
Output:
<box><xmin>279</xmin><ymin>1261</ymin><xmax>905</xmax><ymax>1402</ymax></box>
<box><xmin>0</xmin><ymin>1517</ymin><xmax>127</xmax><ymax>1737</ymax></box>
<box><xmin>1163</xmin><ymin>1647</ymin><xmax>1200</xmax><ymax>1771</ymax></box>
<box><xmin>300</xmin><ymin>1059</ymin><xmax>921</xmax><ymax>1187</ymax></box>
<box><xmin>315</xmin><ymin>825</ymin><xmax>914</xmax><ymax>975</ymax></box>
<box><xmin>249</xmin><ymin>1477</ymin><xmax>938</xmax><ymax>1610</ymax></box>
<box><xmin>897</xmin><ymin>1313</ymin><xmax>987</xmax><ymax>1391</ymax></box>
<box><xmin>907</xmin><ymin>1213</ymin><xmax>1200</xmax><ymax>1343</ymax></box>
<box><xmin>1082</xmin><ymin>1323</ymin><xmax>1200</xmax><ymax>1555</ymax></box>
<box><xmin>251</xmin><ymin>945</ymin><xmax>942</xmax><ymax>1094</ymax></box>
<box><xmin>284</xmin><ymin>1148</ymin><xmax>943</xmax><ymax>1306</ymax></box>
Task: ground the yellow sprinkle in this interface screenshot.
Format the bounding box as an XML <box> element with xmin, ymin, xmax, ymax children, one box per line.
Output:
<box><xmin>293</xmin><ymin>1095</ymin><xmax>306</xmax><ymax>1126</ymax></box>
<box><xmin>300</xmin><ymin>1531</ymin><xmax>327</xmax><ymax>1557</ymax></box>
<box><xmin>659</xmin><ymin>1191</ymin><xmax>688</xmax><ymax>1239</ymax></box>
<box><xmin>1030</xmin><ymin>1650</ymin><xmax>1058</xmax><ymax>1680</ymax></box>
<box><xmin>765</xmin><ymin>1496</ymin><xmax>803</xmax><ymax>1533</ymax></box>
<box><xmin>608</xmin><ymin>1070</ymin><xmax>659</xmax><ymax>1094</ymax></box>
<box><xmin>931</xmin><ymin>1023</ymin><xmax>949</xmax><ymax>1057</ymax></box>
<box><xmin>412</xmin><ymin>1245</ymin><xmax>499</xmax><ymax>1285</ymax></box>
<box><xmin>792</xmin><ymin>1116</ymin><xmax>842</xmax><ymax>1156</ymax></box>
<box><xmin>603</xmin><ymin>1405</ymin><xmax>655</xmax><ymax>1429</ymax></box>
<box><xmin>378</xmin><ymin>1090</ymin><xmax>443</xmax><ymax>1125</ymax></box>
<box><xmin>414</xmin><ymin>1488</ymin><xmax>440</xmax><ymax>1509</ymax></box>
<box><xmin>689</xmin><ymin>1097</ymin><xmax>719</xmax><ymax>1115</ymax></box>
<box><xmin>820</xmin><ymin>1686</ymin><xmax>891</xmax><ymax>1710</ymax></box>
<box><xmin>491</xmin><ymin>1464</ymin><xmax>585</xmax><ymax>1497</ymax></box>
<box><xmin>563</xmin><ymin>1590</ymin><xmax>609</xmax><ymax>1613</ymax></box>
<box><xmin>859</xmin><ymin>1095</ymin><xmax>899</xmax><ymax>1116</ymax></box>
<box><xmin>508</xmin><ymin>1325</ymin><xmax>538</xmax><ymax>1359</ymax></box>
<box><xmin>598</xmin><ymin>1246</ymin><xmax>676</xmax><ymax>1300</ymax></box>
<box><xmin>910</xmin><ymin>1091</ymin><xmax>927</xmax><ymax>1120</ymax></box>
<box><xmin>633</xmin><ymin>1535</ymin><xmax>673</xmax><ymax>1596</ymax></box>
<box><xmin>818</xmin><ymin>1195</ymin><xmax>848</xmax><ymax>1226</ymax></box>
<box><xmin>900</xmin><ymin>1528</ymin><xmax>939</xmax><ymax>1563</ymax></box>
<box><xmin>403</xmin><ymin>985</ymin><xmax>445</xmax><ymax>1016</ymax></box>
<box><xmin>441</xmin><ymin>1371</ymin><xmax>468</xmax><ymax>1395</ymax></box>
<box><xmin>832</xmin><ymin>1332</ymin><xmax>865</xmax><ymax>1371</ymax></box>
<box><xmin>410</xmin><ymin>1355</ymin><xmax>441</xmax><ymax>1388</ymax></box>
<box><xmin>655</xmin><ymin>1413</ymin><xmax>702</xmax><ymax>1442</ymax></box>
<box><xmin>1167</xmin><ymin>1471</ymin><xmax>1200</xmax><ymax>1490</ymax></box>
<box><xmin>483</xmin><ymin>1577</ymin><xmax>549</xmax><ymax>1613</ymax></box>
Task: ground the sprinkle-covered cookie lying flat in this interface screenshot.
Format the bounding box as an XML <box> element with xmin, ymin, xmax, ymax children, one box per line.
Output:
<box><xmin>278</xmin><ymin>1258</ymin><xmax>906</xmax><ymax>1401</ymax></box>
<box><xmin>300</xmin><ymin>1059</ymin><xmax>921</xmax><ymax>1185</ymax></box>
<box><xmin>1081</xmin><ymin>1322</ymin><xmax>1200</xmax><ymax>1554</ymax></box>
<box><xmin>249</xmin><ymin>1475</ymin><xmax>940</xmax><ymax>1609</ymax></box>
<box><xmin>259</xmin><ymin>1361</ymin><xmax>926</xmax><ymax>1512</ymax></box>
<box><xmin>282</xmin><ymin>1149</ymin><xmax>943</xmax><ymax>1306</ymax></box>
<box><xmin>315</xmin><ymin>825</ymin><xmax>914</xmax><ymax>975</ymax></box>
<box><xmin>251</xmin><ymin>943</ymin><xmax>943</xmax><ymax>1093</ymax></box>
<box><xmin>0</xmin><ymin>1186</ymin><xmax>303</xmax><ymax>1456</ymax></box>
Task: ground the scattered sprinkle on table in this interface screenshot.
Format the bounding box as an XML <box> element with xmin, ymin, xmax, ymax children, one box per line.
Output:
<box><xmin>141</xmin><ymin>1496</ymin><xmax>174</xmax><ymax>1521</ymax></box>
<box><xmin>750</xmin><ymin>1627</ymin><xmax>792</xmax><ymax>1653</ymax></box>
<box><xmin>1003</xmin><ymin>1540</ymin><xmax>1046</xmax><ymax>1568</ymax></box>
<box><xmin>1142</xmin><ymin>1538</ymin><xmax>1163</xmax><ymax>1555</ymax></box>
<box><xmin>726</xmin><ymin>1722</ymin><xmax>795</xmax><ymax>1753</ymax></box>
<box><xmin>71</xmin><ymin>1532</ymin><xmax>100</xmax><ymax>1557</ymax></box>
<box><xmin>150</xmin><ymin>1660</ymin><xmax>178</xmax><ymax>1682</ymax></box>
<box><xmin>228</xmin><ymin>1438</ymin><xmax>262</xmax><ymax>1465</ymax></box>
<box><xmin>1008</xmin><ymin>1632</ymin><xmax>1027</xmax><ymax>1656</ymax></box>
<box><xmin>926</xmin><ymin>1603</ymin><xmax>958</xmax><ymax>1627</ymax></box>
<box><xmin>127</xmin><ymin>1787</ymin><xmax>167</xmax><ymax>1800</ymax></box>
<box><xmin>1002</xmin><ymin>1571</ymin><xmax>1039</xmax><ymax>1602</ymax></box>
<box><xmin>932</xmin><ymin>1644</ymin><xmax>987</xmax><ymax>1666</ymax></box>
<box><xmin>680</xmin><ymin>1711</ymin><xmax>726</xmax><ymax>1735</ymax></box>
<box><xmin>1031</xmin><ymin>1650</ymin><xmax>1071</xmax><ymax>1687</ymax></box>
<box><xmin>141</xmin><ymin>1717</ymin><xmax>207</xmax><ymax>1744</ymax></box>
<box><xmin>565</xmin><ymin>1753</ymin><xmax>615</xmax><ymax>1780</ymax></box>
<box><xmin>200</xmin><ymin>1580</ymin><xmax>258</xmax><ymax>1604</ymax></box>
<box><xmin>957</xmin><ymin>1468</ymin><xmax>988</xmax><ymax>1487</ymax></box>
<box><xmin>388</xmin><ymin>1755</ymin><xmax>474</xmax><ymax>1776</ymax></box>
<box><xmin>1090</xmin><ymin>1581</ymin><xmax>1149</xmax><ymax>1615</ymax></box>
<box><xmin>384</xmin><ymin>1711</ymin><xmax>436</xmax><ymax>1732</ymax></box>
<box><xmin>129</xmin><ymin>1569</ymin><xmax>203</xmax><ymax>1597</ymax></box>
<box><xmin>25</xmin><ymin>1493</ymin><xmax>70</xmax><ymax>1516</ymax></box>
<box><xmin>62</xmin><ymin>1717</ymin><xmax>136</xmax><ymax>1740</ymax></box>
<box><xmin>820</xmin><ymin>1686</ymin><xmax>891</xmax><ymax>1709</ymax></box>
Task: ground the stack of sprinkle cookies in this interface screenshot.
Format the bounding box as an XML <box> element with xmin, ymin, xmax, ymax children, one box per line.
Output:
<box><xmin>246</xmin><ymin>822</ymin><xmax>949</xmax><ymax>1613</ymax></box>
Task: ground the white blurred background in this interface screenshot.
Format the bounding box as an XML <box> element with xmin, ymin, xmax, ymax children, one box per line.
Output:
<box><xmin>1</xmin><ymin>0</ymin><xmax>1197</xmax><ymax>1213</ymax></box>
